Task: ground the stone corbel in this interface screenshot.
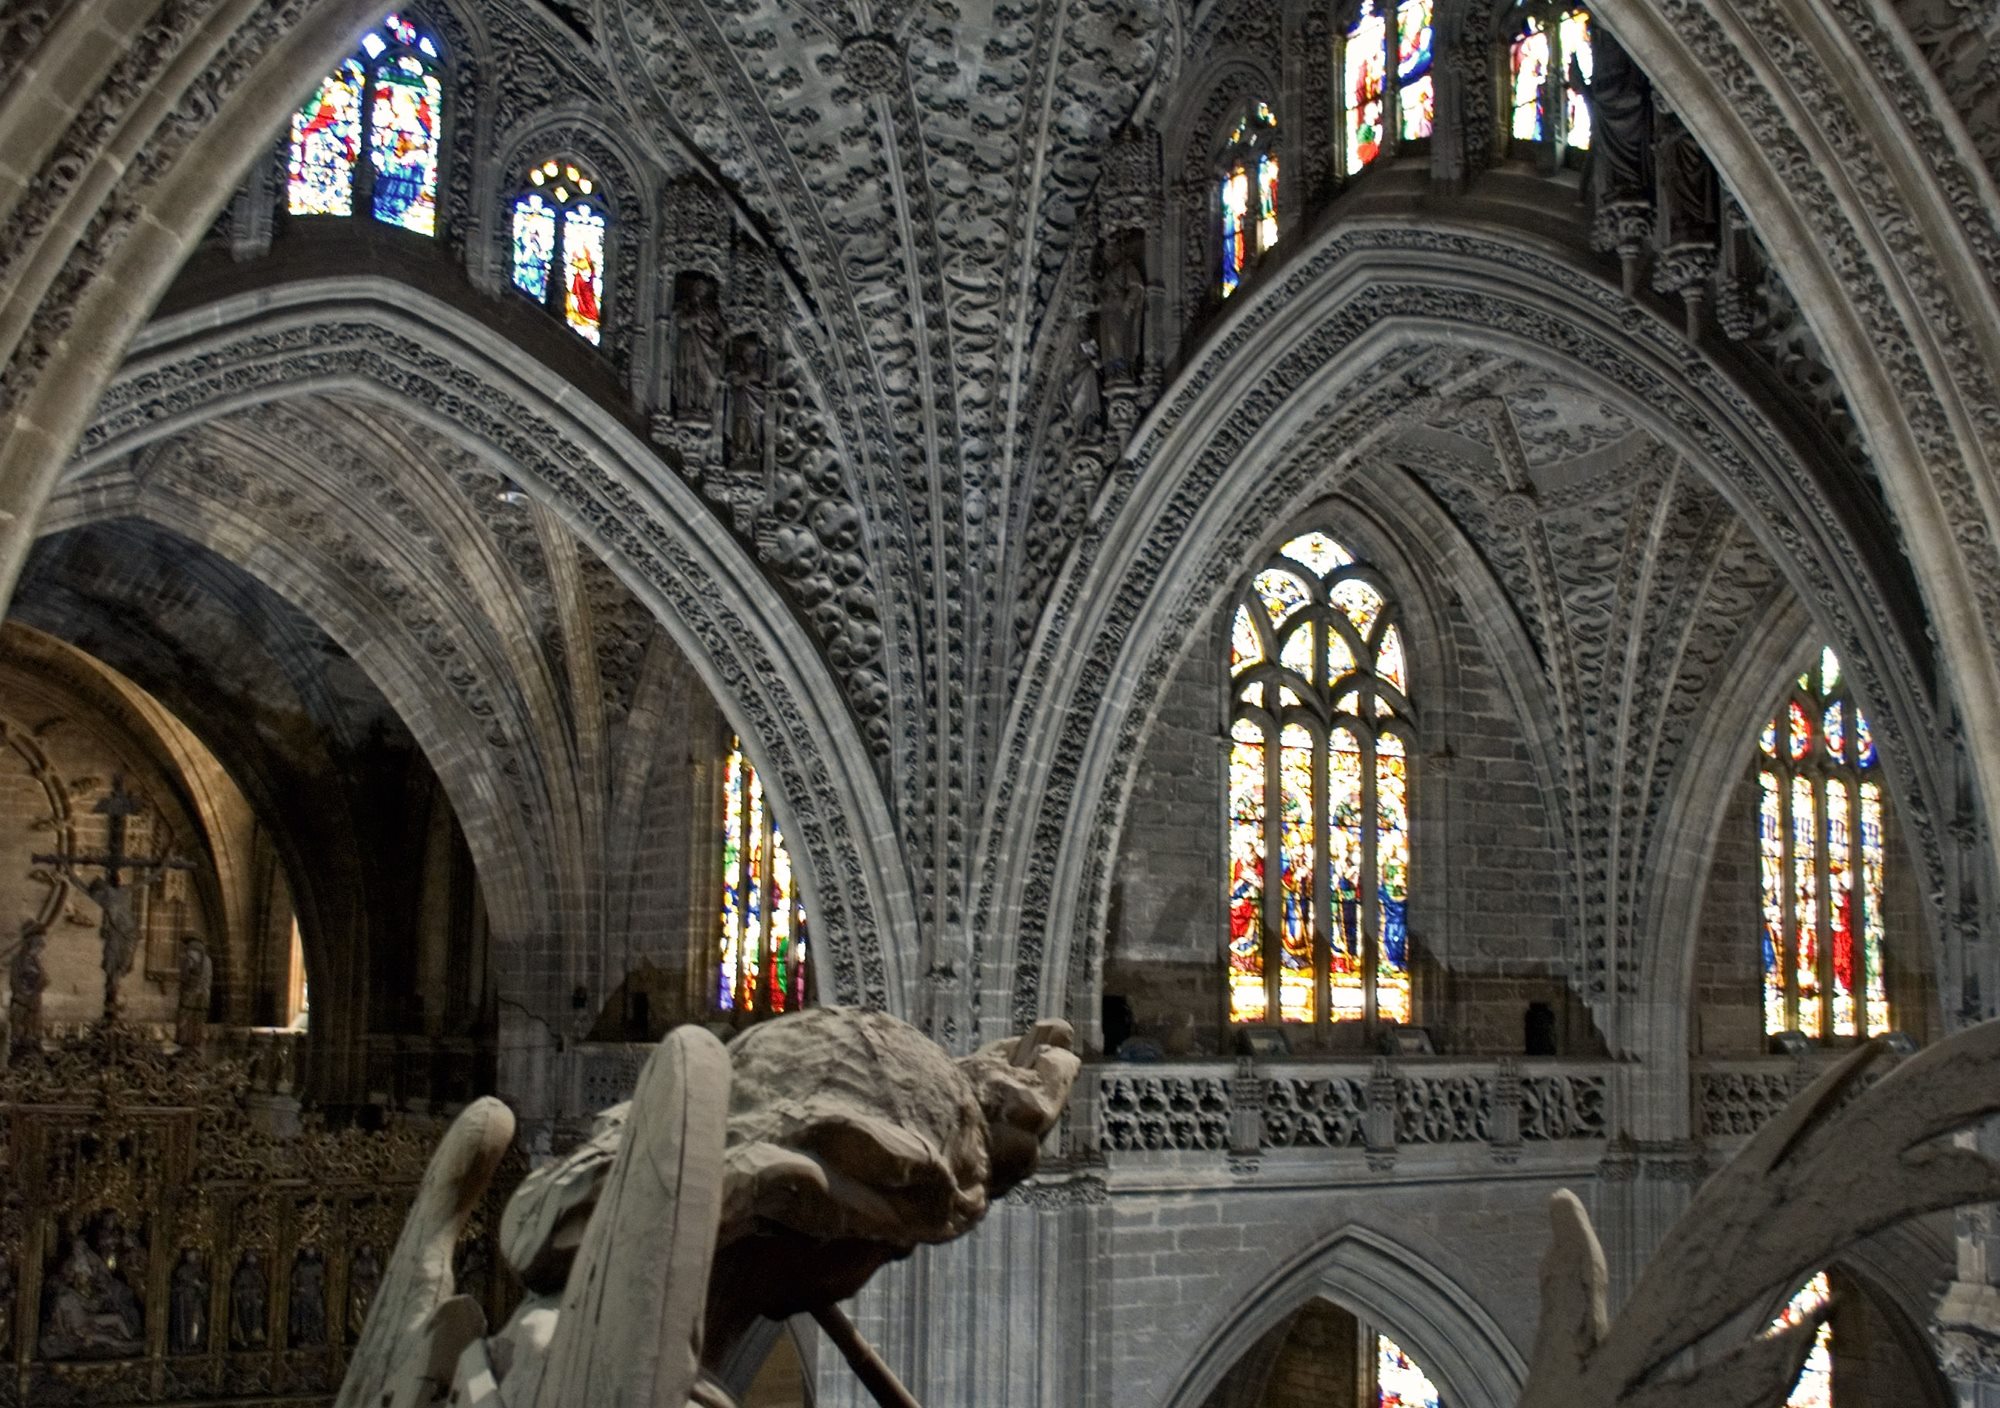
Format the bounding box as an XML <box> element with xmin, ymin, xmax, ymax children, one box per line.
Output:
<box><xmin>1364</xmin><ymin>1057</ymin><xmax>1398</xmax><ymax>1171</ymax></box>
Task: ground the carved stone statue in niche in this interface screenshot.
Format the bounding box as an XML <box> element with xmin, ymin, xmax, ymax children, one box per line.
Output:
<box><xmin>9</xmin><ymin>922</ymin><xmax>45</xmax><ymax>1049</ymax></box>
<box><xmin>725</xmin><ymin>332</ymin><xmax>769</xmax><ymax>470</ymax></box>
<box><xmin>39</xmin><ymin>1235</ymin><xmax>143</xmax><ymax>1360</ymax></box>
<box><xmin>346</xmin><ymin>1243</ymin><xmax>381</xmax><ymax>1343</ymax></box>
<box><xmin>176</xmin><ymin>936</ymin><xmax>212</xmax><ymax>1048</ymax></box>
<box><xmin>169</xmin><ymin>1249</ymin><xmax>209</xmax><ymax>1354</ymax></box>
<box><xmin>230</xmin><ymin>1250</ymin><xmax>267</xmax><ymax>1349</ymax></box>
<box><xmin>1097</xmin><ymin>229</ymin><xmax>1147</xmax><ymax>381</ymax></box>
<box><xmin>1655</xmin><ymin>108</ymin><xmax>1718</xmax><ymax>249</ymax></box>
<box><xmin>671</xmin><ymin>273</ymin><xmax>725</xmax><ymax>424</ymax></box>
<box><xmin>1573</xmin><ymin>23</ymin><xmax>1651</xmax><ymax>206</ymax></box>
<box><xmin>289</xmin><ymin>1249</ymin><xmax>326</xmax><ymax>1346</ymax></box>
<box><xmin>1069</xmin><ymin>337</ymin><xmax>1103</xmax><ymax>438</ymax></box>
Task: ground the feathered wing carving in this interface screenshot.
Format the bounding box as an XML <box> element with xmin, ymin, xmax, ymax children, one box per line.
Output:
<box><xmin>1522</xmin><ymin>1025</ymin><xmax>2000</xmax><ymax>1407</ymax></box>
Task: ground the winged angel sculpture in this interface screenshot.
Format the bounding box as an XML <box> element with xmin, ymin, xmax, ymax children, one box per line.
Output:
<box><xmin>333</xmin><ymin>1007</ymin><xmax>1078</xmax><ymax>1408</ymax></box>
<box><xmin>338</xmin><ymin>1008</ymin><xmax>2000</xmax><ymax>1408</ymax></box>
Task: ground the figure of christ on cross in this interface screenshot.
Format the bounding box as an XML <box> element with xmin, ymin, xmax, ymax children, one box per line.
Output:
<box><xmin>32</xmin><ymin>776</ymin><xmax>194</xmax><ymax>1020</ymax></box>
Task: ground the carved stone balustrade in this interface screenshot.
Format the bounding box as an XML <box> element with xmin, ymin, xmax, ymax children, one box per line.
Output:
<box><xmin>1081</xmin><ymin>1057</ymin><xmax>1613</xmax><ymax>1180</ymax></box>
<box><xmin>1693</xmin><ymin>1049</ymin><xmax>1908</xmax><ymax>1143</ymax></box>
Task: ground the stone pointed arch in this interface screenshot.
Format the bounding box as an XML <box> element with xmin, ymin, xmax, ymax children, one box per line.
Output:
<box><xmin>987</xmin><ymin>218</ymin><xmax>1946</xmax><ymax>1053</ymax></box>
<box><xmin>71</xmin><ymin>276</ymin><xmax>916</xmax><ymax>1022</ymax></box>
<box><xmin>1160</xmin><ymin>1222</ymin><xmax>1527</xmax><ymax>1408</ymax></box>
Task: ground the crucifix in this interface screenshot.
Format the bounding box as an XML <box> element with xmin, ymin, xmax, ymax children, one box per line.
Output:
<box><xmin>32</xmin><ymin>775</ymin><xmax>194</xmax><ymax>1018</ymax></box>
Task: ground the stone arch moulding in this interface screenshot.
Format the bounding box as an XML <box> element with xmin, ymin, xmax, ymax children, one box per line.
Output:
<box><xmin>1159</xmin><ymin>1223</ymin><xmax>1528</xmax><ymax>1408</ymax></box>
<box><xmin>986</xmin><ymin>218</ymin><xmax>1950</xmax><ymax>1052</ymax></box>
<box><xmin>68</xmin><ymin>276</ymin><xmax>916</xmax><ymax>1020</ymax></box>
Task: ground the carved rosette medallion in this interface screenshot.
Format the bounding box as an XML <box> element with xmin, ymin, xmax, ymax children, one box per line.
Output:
<box><xmin>839</xmin><ymin>35</ymin><xmax>903</xmax><ymax>97</ymax></box>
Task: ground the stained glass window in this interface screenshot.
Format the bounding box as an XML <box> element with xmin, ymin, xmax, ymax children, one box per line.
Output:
<box><xmin>1341</xmin><ymin>0</ymin><xmax>1436</xmax><ymax>174</ymax></box>
<box><xmin>1217</xmin><ymin>103</ymin><xmax>1279</xmax><ymax>297</ymax></box>
<box><xmin>511</xmin><ymin>159</ymin><xmax>610</xmax><ymax>344</ymax></box>
<box><xmin>1376</xmin><ymin>1333</ymin><xmax>1443</xmax><ymax>1407</ymax></box>
<box><xmin>1396</xmin><ymin>1</ymin><xmax>1435</xmax><ymax>142</ymax></box>
<box><xmin>1508</xmin><ymin>7</ymin><xmax>1594</xmax><ymax>151</ymax></box>
<box><xmin>719</xmin><ymin>736</ymin><xmax>810</xmax><ymax>1018</ymax></box>
<box><xmin>286</xmin><ymin>13</ymin><xmax>444</xmax><ymax>234</ymax></box>
<box><xmin>1767</xmin><ymin>1273</ymin><xmax>1833</xmax><ymax>1408</ymax></box>
<box><xmin>1756</xmin><ymin>648</ymin><xmax>1889</xmax><ymax>1039</ymax></box>
<box><xmin>1228</xmin><ymin>531</ymin><xmax>1415</xmax><ymax>1029</ymax></box>
<box><xmin>288</xmin><ymin>60</ymin><xmax>365</xmax><ymax>217</ymax></box>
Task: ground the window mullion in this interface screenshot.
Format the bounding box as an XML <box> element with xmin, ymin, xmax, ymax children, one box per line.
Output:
<box><xmin>1780</xmin><ymin>762</ymin><xmax>1800</xmax><ymax>1033</ymax></box>
<box><xmin>1361</xmin><ymin>728</ymin><xmax>1381</xmax><ymax>1031</ymax></box>
<box><xmin>1850</xmin><ymin>776</ymin><xmax>1869</xmax><ymax>1036</ymax></box>
<box><xmin>1264</xmin><ymin>717</ymin><xmax>1283</xmax><ymax>1025</ymax></box>
<box><xmin>1313</xmin><ymin>719</ymin><xmax>1331</xmax><ymax>1043</ymax></box>
<box><xmin>1814</xmin><ymin>772</ymin><xmax>1834</xmax><ymax>1037</ymax></box>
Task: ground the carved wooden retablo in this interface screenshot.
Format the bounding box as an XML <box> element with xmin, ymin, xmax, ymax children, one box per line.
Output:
<box><xmin>0</xmin><ymin>1026</ymin><xmax>515</xmax><ymax>1408</ymax></box>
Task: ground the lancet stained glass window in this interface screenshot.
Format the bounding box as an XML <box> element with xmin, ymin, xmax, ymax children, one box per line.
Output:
<box><xmin>1341</xmin><ymin>1</ymin><xmax>1436</xmax><ymax>175</ymax></box>
<box><xmin>1757</xmin><ymin>648</ymin><xmax>1889</xmax><ymax>1039</ymax></box>
<box><xmin>719</xmin><ymin>737</ymin><xmax>810</xmax><ymax>1018</ymax></box>
<box><xmin>287</xmin><ymin>12</ymin><xmax>443</xmax><ymax>234</ymax></box>
<box><xmin>1228</xmin><ymin>531</ymin><xmax>1414</xmax><ymax>1028</ymax></box>
<box><xmin>1376</xmin><ymin>1332</ymin><xmax>1443</xmax><ymax>1407</ymax></box>
<box><xmin>1767</xmin><ymin>1273</ymin><xmax>1833</xmax><ymax>1408</ymax></box>
<box><xmin>1508</xmin><ymin>7</ymin><xmax>1594</xmax><ymax>150</ymax></box>
<box><xmin>1217</xmin><ymin>102</ymin><xmax>1280</xmax><ymax>297</ymax></box>
<box><xmin>511</xmin><ymin>159</ymin><xmax>608</xmax><ymax>344</ymax></box>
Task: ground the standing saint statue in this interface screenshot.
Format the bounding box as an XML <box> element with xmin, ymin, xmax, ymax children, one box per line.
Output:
<box><xmin>230</xmin><ymin>1251</ymin><xmax>267</xmax><ymax>1349</ymax></box>
<box><xmin>1097</xmin><ymin>231</ymin><xmax>1147</xmax><ymax>380</ymax></box>
<box><xmin>8</xmin><ymin>923</ymin><xmax>46</xmax><ymax>1050</ymax></box>
<box><xmin>176</xmin><ymin>936</ymin><xmax>213</xmax><ymax>1048</ymax></box>
<box><xmin>672</xmin><ymin>274</ymin><xmax>725</xmax><ymax>424</ymax></box>
<box><xmin>289</xmin><ymin>1250</ymin><xmax>327</xmax><ymax>1347</ymax></box>
<box><xmin>725</xmin><ymin>332</ymin><xmax>769</xmax><ymax>470</ymax></box>
<box><xmin>168</xmin><ymin>1250</ymin><xmax>208</xmax><ymax>1355</ymax></box>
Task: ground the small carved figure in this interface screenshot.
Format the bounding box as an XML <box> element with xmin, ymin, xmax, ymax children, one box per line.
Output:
<box><xmin>672</xmin><ymin>274</ymin><xmax>725</xmax><ymax>423</ymax></box>
<box><xmin>39</xmin><ymin>1237</ymin><xmax>142</xmax><ymax>1360</ymax></box>
<box><xmin>289</xmin><ymin>1249</ymin><xmax>326</xmax><ymax>1346</ymax></box>
<box><xmin>230</xmin><ymin>1251</ymin><xmax>267</xmax><ymax>1349</ymax></box>
<box><xmin>176</xmin><ymin>936</ymin><xmax>213</xmax><ymax>1048</ymax></box>
<box><xmin>725</xmin><ymin>332</ymin><xmax>769</xmax><ymax>469</ymax></box>
<box><xmin>1097</xmin><ymin>230</ymin><xmax>1147</xmax><ymax>379</ymax></box>
<box><xmin>92</xmin><ymin>1217</ymin><xmax>143</xmax><ymax>1339</ymax></box>
<box><xmin>346</xmin><ymin>1243</ymin><xmax>381</xmax><ymax>1343</ymax></box>
<box><xmin>1655</xmin><ymin>111</ymin><xmax>1718</xmax><ymax>248</ymax></box>
<box><xmin>169</xmin><ymin>1249</ymin><xmax>208</xmax><ymax>1355</ymax></box>
<box><xmin>1069</xmin><ymin>337</ymin><xmax>1103</xmax><ymax>435</ymax></box>
<box><xmin>8</xmin><ymin>923</ymin><xmax>46</xmax><ymax>1049</ymax></box>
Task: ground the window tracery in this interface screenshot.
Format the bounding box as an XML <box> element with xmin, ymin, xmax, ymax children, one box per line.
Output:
<box><xmin>1340</xmin><ymin>1</ymin><xmax>1434</xmax><ymax>176</ymax></box>
<box><xmin>719</xmin><ymin>736</ymin><xmax>809</xmax><ymax>1019</ymax></box>
<box><xmin>1228</xmin><ymin>531</ymin><xmax>1413</xmax><ymax>1030</ymax></box>
<box><xmin>287</xmin><ymin>12</ymin><xmax>444</xmax><ymax>236</ymax></box>
<box><xmin>511</xmin><ymin>158</ymin><xmax>608</xmax><ymax>345</ymax></box>
<box><xmin>1769</xmin><ymin>1272</ymin><xmax>1833</xmax><ymax>1408</ymax></box>
<box><xmin>1216</xmin><ymin>101</ymin><xmax>1280</xmax><ymax>297</ymax></box>
<box><xmin>1756</xmin><ymin>647</ymin><xmax>1889</xmax><ymax>1040</ymax></box>
<box><xmin>1506</xmin><ymin>4</ymin><xmax>1594</xmax><ymax>154</ymax></box>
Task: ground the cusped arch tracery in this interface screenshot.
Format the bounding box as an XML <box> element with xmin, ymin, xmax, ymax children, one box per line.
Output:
<box><xmin>70</xmin><ymin>282</ymin><xmax>914</xmax><ymax>1021</ymax></box>
<box><xmin>987</xmin><ymin>219</ymin><xmax>1948</xmax><ymax>1061</ymax></box>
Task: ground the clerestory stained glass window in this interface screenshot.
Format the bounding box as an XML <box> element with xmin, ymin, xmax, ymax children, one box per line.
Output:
<box><xmin>1342</xmin><ymin>1</ymin><xmax>1436</xmax><ymax>176</ymax></box>
<box><xmin>719</xmin><ymin>737</ymin><xmax>810</xmax><ymax>1019</ymax></box>
<box><xmin>1508</xmin><ymin>6</ymin><xmax>1594</xmax><ymax>151</ymax></box>
<box><xmin>1218</xmin><ymin>102</ymin><xmax>1280</xmax><ymax>297</ymax></box>
<box><xmin>1375</xmin><ymin>1333</ymin><xmax>1442</xmax><ymax>1406</ymax></box>
<box><xmin>1768</xmin><ymin>1273</ymin><xmax>1833</xmax><ymax>1408</ymax></box>
<box><xmin>1228</xmin><ymin>531</ymin><xmax>1414</xmax><ymax>1029</ymax></box>
<box><xmin>1757</xmin><ymin>648</ymin><xmax>1889</xmax><ymax>1040</ymax></box>
<box><xmin>511</xmin><ymin>159</ymin><xmax>608</xmax><ymax>344</ymax></box>
<box><xmin>287</xmin><ymin>12</ymin><xmax>443</xmax><ymax>235</ymax></box>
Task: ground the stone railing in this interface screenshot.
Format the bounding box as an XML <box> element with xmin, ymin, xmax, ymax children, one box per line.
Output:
<box><xmin>1693</xmin><ymin>1048</ymin><xmax>1906</xmax><ymax>1141</ymax></box>
<box><xmin>1084</xmin><ymin>1057</ymin><xmax>1613</xmax><ymax>1168</ymax></box>
<box><xmin>215</xmin><ymin>1025</ymin><xmax>309</xmax><ymax>1096</ymax></box>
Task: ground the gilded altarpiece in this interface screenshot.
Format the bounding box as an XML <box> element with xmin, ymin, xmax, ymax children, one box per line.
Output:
<box><xmin>0</xmin><ymin>1031</ymin><xmax>516</xmax><ymax>1407</ymax></box>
